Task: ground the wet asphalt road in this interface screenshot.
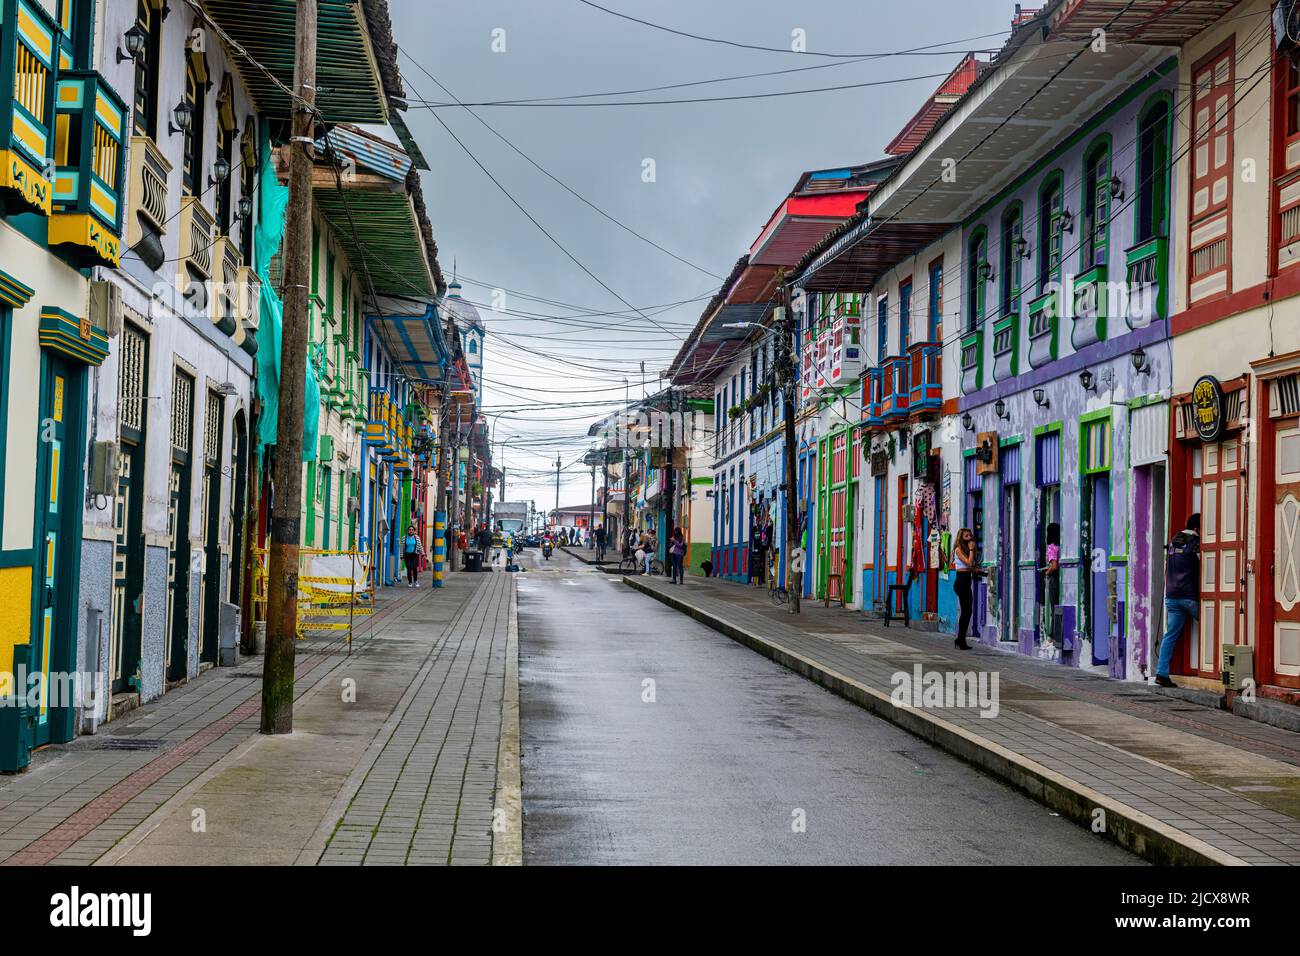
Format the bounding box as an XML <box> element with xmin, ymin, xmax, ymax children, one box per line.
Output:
<box><xmin>516</xmin><ymin>547</ymin><xmax>1141</xmax><ymax>865</ymax></box>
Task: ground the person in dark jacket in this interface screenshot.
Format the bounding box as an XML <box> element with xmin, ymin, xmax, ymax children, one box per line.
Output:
<box><xmin>1155</xmin><ymin>513</ymin><xmax>1200</xmax><ymax>687</ymax></box>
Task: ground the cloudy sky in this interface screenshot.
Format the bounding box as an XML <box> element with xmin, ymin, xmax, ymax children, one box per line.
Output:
<box><xmin>390</xmin><ymin>0</ymin><xmax>1007</xmax><ymax>511</ymax></box>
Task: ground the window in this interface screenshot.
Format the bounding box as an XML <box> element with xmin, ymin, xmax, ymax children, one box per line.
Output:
<box><xmin>133</xmin><ymin>1</ymin><xmax>162</xmax><ymax>138</ymax></box>
<box><xmin>898</xmin><ymin>279</ymin><xmax>912</xmax><ymax>349</ymax></box>
<box><xmin>877</xmin><ymin>295</ymin><xmax>888</xmax><ymax>361</ymax></box>
<box><xmin>181</xmin><ymin>61</ymin><xmax>206</xmax><ymax>196</ymax></box>
<box><xmin>927</xmin><ymin>259</ymin><xmax>943</xmax><ymax>341</ymax></box>
<box><xmin>967</xmin><ymin>227</ymin><xmax>988</xmax><ymax>331</ymax></box>
<box><xmin>468</xmin><ymin>339</ymin><xmax>477</xmax><ymax>354</ymax></box>
<box><xmin>56</xmin><ymin>0</ymin><xmax>94</xmax><ymax>69</ymax></box>
<box><xmin>239</xmin><ymin>125</ymin><xmax>257</xmax><ymax>263</ymax></box>
<box><xmin>1273</xmin><ymin>50</ymin><xmax>1300</xmax><ymax>264</ymax></box>
<box><xmin>1136</xmin><ymin>98</ymin><xmax>1171</xmax><ymax>244</ymax></box>
<box><xmin>1082</xmin><ymin>138</ymin><xmax>1112</xmax><ymax>269</ymax></box>
<box><xmin>215</xmin><ymin>124</ymin><xmax>233</xmax><ymax>235</ymax></box>
<box><xmin>1000</xmin><ymin>205</ymin><xmax>1023</xmax><ymax>319</ymax></box>
<box><xmin>1189</xmin><ymin>41</ymin><xmax>1233</xmax><ymax>301</ymax></box>
<box><xmin>1038</xmin><ymin>174</ymin><xmax>1064</xmax><ymax>292</ymax></box>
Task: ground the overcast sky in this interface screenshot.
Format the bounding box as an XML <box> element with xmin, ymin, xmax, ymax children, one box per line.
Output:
<box><xmin>391</xmin><ymin>0</ymin><xmax>1006</xmax><ymax>512</ymax></box>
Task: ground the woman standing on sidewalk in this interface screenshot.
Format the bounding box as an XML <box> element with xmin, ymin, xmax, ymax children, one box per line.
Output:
<box><xmin>952</xmin><ymin>528</ymin><xmax>977</xmax><ymax>650</ymax></box>
<box><xmin>403</xmin><ymin>525</ymin><xmax>425</xmax><ymax>588</ymax></box>
<box><xmin>668</xmin><ymin>527</ymin><xmax>686</xmax><ymax>584</ymax></box>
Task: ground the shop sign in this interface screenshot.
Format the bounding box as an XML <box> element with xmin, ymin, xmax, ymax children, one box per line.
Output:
<box><xmin>1192</xmin><ymin>375</ymin><xmax>1225</xmax><ymax>442</ymax></box>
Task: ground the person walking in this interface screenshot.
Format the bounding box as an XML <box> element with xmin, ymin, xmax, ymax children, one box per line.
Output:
<box><xmin>595</xmin><ymin>524</ymin><xmax>607</xmax><ymax>561</ymax></box>
<box><xmin>1155</xmin><ymin>513</ymin><xmax>1201</xmax><ymax>688</ymax></box>
<box><xmin>668</xmin><ymin>527</ymin><xmax>686</xmax><ymax>584</ymax></box>
<box><xmin>403</xmin><ymin>524</ymin><xmax>425</xmax><ymax>588</ymax></box>
<box><xmin>952</xmin><ymin>527</ymin><xmax>977</xmax><ymax>650</ymax></box>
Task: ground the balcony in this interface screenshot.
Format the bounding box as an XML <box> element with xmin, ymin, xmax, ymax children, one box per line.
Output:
<box><xmin>862</xmin><ymin>366</ymin><xmax>884</xmax><ymax>428</ymax></box>
<box><xmin>1027</xmin><ymin>289</ymin><xmax>1059</xmax><ymax>369</ymax></box>
<box><xmin>907</xmin><ymin>341</ymin><xmax>941</xmax><ymax>414</ymax></box>
<box><xmin>1070</xmin><ymin>264</ymin><xmax>1109</xmax><ymax>350</ymax></box>
<box><xmin>176</xmin><ymin>196</ymin><xmax>215</xmax><ymax>318</ymax></box>
<box><xmin>48</xmin><ymin>70</ymin><xmax>128</xmax><ymax>267</ymax></box>
<box><xmin>991</xmin><ymin>313</ymin><xmax>1019</xmax><ymax>382</ymax></box>
<box><xmin>365</xmin><ymin>390</ymin><xmax>397</xmax><ymax>455</ymax></box>
<box><xmin>210</xmin><ymin>236</ymin><xmax>242</xmax><ymax>335</ymax></box>
<box><xmin>1124</xmin><ymin>236</ymin><xmax>1167</xmax><ymax>330</ymax></box>
<box><xmin>236</xmin><ymin>265</ymin><xmax>260</xmax><ymax>356</ymax></box>
<box><xmin>0</xmin><ymin>0</ymin><xmax>58</xmax><ymax>216</ymax></box>
<box><xmin>881</xmin><ymin>355</ymin><xmax>910</xmax><ymax>423</ymax></box>
<box><xmin>960</xmin><ymin>329</ymin><xmax>984</xmax><ymax>395</ymax></box>
<box><xmin>125</xmin><ymin>134</ymin><xmax>170</xmax><ymax>255</ymax></box>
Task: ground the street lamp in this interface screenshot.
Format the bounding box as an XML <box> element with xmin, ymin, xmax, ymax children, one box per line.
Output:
<box><xmin>994</xmin><ymin>398</ymin><xmax>1009</xmax><ymax>420</ymax></box>
<box><xmin>1079</xmin><ymin>370</ymin><xmax>1096</xmax><ymax>392</ymax></box>
<box><xmin>209</xmin><ymin>154</ymin><xmax>231</xmax><ymax>188</ymax></box>
<box><xmin>962</xmin><ymin>412</ymin><xmax>974</xmax><ymax>432</ymax></box>
<box><xmin>118</xmin><ymin>24</ymin><xmax>147</xmax><ymax>62</ymax></box>
<box><xmin>1131</xmin><ymin>346</ymin><xmax>1150</xmax><ymax>375</ymax></box>
<box><xmin>169</xmin><ymin>100</ymin><xmax>192</xmax><ymax>136</ymax></box>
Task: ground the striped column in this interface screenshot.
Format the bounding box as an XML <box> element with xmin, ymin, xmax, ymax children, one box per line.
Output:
<box><xmin>433</xmin><ymin>510</ymin><xmax>446</xmax><ymax>587</ymax></box>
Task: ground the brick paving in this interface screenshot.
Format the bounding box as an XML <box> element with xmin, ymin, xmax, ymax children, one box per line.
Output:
<box><xmin>318</xmin><ymin>570</ymin><xmax>512</xmax><ymax>866</ymax></box>
<box><xmin>0</xmin><ymin>578</ymin><xmax>455</xmax><ymax>865</ymax></box>
<box><xmin>630</xmin><ymin>575</ymin><xmax>1300</xmax><ymax>866</ymax></box>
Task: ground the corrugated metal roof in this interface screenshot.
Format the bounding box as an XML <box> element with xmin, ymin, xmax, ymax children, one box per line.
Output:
<box><xmin>204</xmin><ymin>0</ymin><xmax>388</xmax><ymax>123</ymax></box>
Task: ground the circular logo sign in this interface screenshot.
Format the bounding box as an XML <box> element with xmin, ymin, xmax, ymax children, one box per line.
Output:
<box><xmin>1191</xmin><ymin>375</ymin><xmax>1225</xmax><ymax>443</ymax></box>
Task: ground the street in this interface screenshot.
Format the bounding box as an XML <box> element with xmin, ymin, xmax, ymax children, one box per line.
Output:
<box><xmin>515</xmin><ymin>548</ymin><xmax>1139</xmax><ymax>865</ymax></box>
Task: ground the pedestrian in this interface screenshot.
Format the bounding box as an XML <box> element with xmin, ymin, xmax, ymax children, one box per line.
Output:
<box><xmin>403</xmin><ymin>524</ymin><xmax>424</xmax><ymax>588</ymax></box>
<box><xmin>669</xmin><ymin>527</ymin><xmax>686</xmax><ymax>584</ymax></box>
<box><xmin>952</xmin><ymin>527</ymin><xmax>977</xmax><ymax>650</ymax></box>
<box><xmin>1041</xmin><ymin>522</ymin><xmax>1061</xmax><ymax>645</ymax></box>
<box><xmin>640</xmin><ymin>527</ymin><xmax>655</xmax><ymax>575</ymax></box>
<box><xmin>595</xmin><ymin>524</ymin><xmax>607</xmax><ymax>561</ymax></box>
<box><xmin>1155</xmin><ymin>513</ymin><xmax>1201</xmax><ymax>688</ymax></box>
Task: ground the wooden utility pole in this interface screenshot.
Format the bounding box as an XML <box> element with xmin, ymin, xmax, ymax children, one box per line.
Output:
<box><xmin>779</xmin><ymin>283</ymin><xmax>801</xmax><ymax>614</ymax></box>
<box><xmin>261</xmin><ymin>0</ymin><xmax>316</xmax><ymax>734</ymax></box>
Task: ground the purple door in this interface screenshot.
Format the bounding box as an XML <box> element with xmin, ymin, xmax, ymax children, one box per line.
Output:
<box><xmin>1090</xmin><ymin>475</ymin><xmax>1111</xmax><ymax>666</ymax></box>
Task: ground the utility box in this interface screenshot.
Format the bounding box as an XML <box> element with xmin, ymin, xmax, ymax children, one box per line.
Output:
<box><xmin>88</xmin><ymin>441</ymin><xmax>119</xmax><ymax>497</ymax></box>
<box><xmin>1222</xmin><ymin>643</ymin><xmax>1254</xmax><ymax>691</ymax></box>
<box><xmin>219</xmin><ymin>602</ymin><xmax>240</xmax><ymax>667</ymax></box>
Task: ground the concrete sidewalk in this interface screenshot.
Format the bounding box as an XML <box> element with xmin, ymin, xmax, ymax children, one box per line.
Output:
<box><xmin>626</xmin><ymin>574</ymin><xmax>1300</xmax><ymax>866</ymax></box>
<box><xmin>0</xmin><ymin>571</ymin><xmax>520</xmax><ymax>866</ymax></box>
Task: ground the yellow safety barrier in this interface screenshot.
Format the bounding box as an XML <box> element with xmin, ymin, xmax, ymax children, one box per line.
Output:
<box><xmin>296</xmin><ymin>548</ymin><xmax>373</xmax><ymax>651</ymax></box>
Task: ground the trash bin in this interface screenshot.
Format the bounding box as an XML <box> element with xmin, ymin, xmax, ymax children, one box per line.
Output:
<box><xmin>464</xmin><ymin>550</ymin><xmax>484</xmax><ymax>572</ymax></box>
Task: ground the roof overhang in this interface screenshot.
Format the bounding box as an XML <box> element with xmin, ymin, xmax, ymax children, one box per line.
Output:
<box><xmin>1048</xmin><ymin>0</ymin><xmax>1243</xmax><ymax>46</ymax></box>
<box><xmin>868</xmin><ymin>27</ymin><xmax>1176</xmax><ymax>226</ymax></box>
<box><xmin>798</xmin><ymin>218</ymin><xmax>952</xmax><ymax>293</ymax></box>
<box><xmin>312</xmin><ymin>168</ymin><xmax>435</xmax><ymax>299</ymax></box>
<box><xmin>748</xmin><ymin>192</ymin><xmax>870</xmax><ymax>266</ymax></box>
<box><xmin>368</xmin><ymin>296</ymin><xmax>449</xmax><ymax>384</ymax></box>
<box><xmin>202</xmin><ymin>0</ymin><xmax>389</xmax><ymax>123</ymax></box>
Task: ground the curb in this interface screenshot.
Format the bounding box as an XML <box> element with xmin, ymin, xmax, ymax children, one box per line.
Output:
<box><xmin>559</xmin><ymin>546</ymin><xmax>615</xmax><ymax>568</ymax></box>
<box><xmin>623</xmin><ymin>575</ymin><xmax>1244</xmax><ymax>867</ymax></box>
<box><xmin>492</xmin><ymin>579</ymin><xmax>524</xmax><ymax>866</ymax></box>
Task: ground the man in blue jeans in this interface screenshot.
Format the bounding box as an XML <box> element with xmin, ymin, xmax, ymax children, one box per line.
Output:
<box><xmin>1155</xmin><ymin>512</ymin><xmax>1200</xmax><ymax>688</ymax></box>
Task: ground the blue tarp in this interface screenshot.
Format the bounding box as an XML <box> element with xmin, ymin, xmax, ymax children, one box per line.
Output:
<box><xmin>253</xmin><ymin>125</ymin><xmax>320</xmax><ymax>460</ymax></box>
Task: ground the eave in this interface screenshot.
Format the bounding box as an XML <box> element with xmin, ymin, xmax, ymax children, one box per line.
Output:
<box><xmin>203</xmin><ymin>0</ymin><xmax>389</xmax><ymax>123</ymax></box>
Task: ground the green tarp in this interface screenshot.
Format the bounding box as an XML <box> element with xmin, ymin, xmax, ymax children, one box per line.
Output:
<box><xmin>254</xmin><ymin>125</ymin><xmax>321</xmax><ymax>460</ymax></box>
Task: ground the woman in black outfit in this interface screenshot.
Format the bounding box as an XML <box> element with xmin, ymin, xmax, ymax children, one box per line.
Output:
<box><xmin>952</xmin><ymin>527</ymin><xmax>977</xmax><ymax>650</ymax></box>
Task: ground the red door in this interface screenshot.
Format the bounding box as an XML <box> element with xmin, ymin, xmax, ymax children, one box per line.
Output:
<box><xmin>1268</xmin><ymin>419</ymin><xmax>1300</xmax><ymax>687</ymax></box>
<box><xmin>1189</xmin><ymin>437</ymin><xmax>1244</xmax><ymax>679</ymax></box>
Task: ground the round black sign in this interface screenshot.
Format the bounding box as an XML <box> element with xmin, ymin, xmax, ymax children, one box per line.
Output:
<box><xmin>1191</xmin><ymin>375</ymin><xmax>1225</xmax><ymax>443</ymax></box>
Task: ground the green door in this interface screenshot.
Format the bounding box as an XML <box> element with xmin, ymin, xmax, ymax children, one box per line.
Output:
<box><xmin>200</xmin><ymin>391</ymin><xmax>222</xmax><ymax>666</ymax></box>
<box><xmin>33</xmin><ymin>354</ymin><xmax>83</xmax><ymax>746</ymax></box>
<box><xmin>166</xmin><ymin>372</ymin><xmax>194</xmax><ymax>684</ymax></box>
<box><xmin>113</xmin><ymin>327</ymin><xmax>148</xmax><ymax>695</ymax></box>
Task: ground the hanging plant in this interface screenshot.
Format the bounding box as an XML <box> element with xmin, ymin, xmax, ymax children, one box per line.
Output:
<box><xmin>728</xmin><ymin>406</ymin><xmax>743</xmax><ymax>421</ymax></box>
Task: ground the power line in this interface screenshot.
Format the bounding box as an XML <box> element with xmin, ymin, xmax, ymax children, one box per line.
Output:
<box><xmin>399</xmin><ymin>50</ymin><xmax>723</xmax><ymax>281</ymax></box>
<box><xmin>405</xmin><ymin>73</ymin><xmax>687</xmax><ymax>344</ymax></box>
<box><xmin>573</xmin><ymin>1</ymin><xmax>1007</xmax><ymax>60</ymax></box>
<box><xmin>407</xmin><ymin>69</ymin><xmax>956</xmax><ymax>109</ymax></box>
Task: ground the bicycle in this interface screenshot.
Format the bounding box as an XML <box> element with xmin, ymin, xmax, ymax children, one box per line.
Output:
<box><xmin>767</xmin><ymin>549</ymin><xmax>788</xmax><ymax>604</ymax></box>
<box><xmin>619</xmin><ymin>553</ymin><xmax>663</xmax><ymax>576</ymax></box>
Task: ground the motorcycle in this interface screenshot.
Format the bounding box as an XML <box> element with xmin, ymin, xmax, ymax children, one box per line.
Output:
<box><xmin>542</xmin><ymin>541</ymin><xmax>553</xmax><ymax>560</ymax></box>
